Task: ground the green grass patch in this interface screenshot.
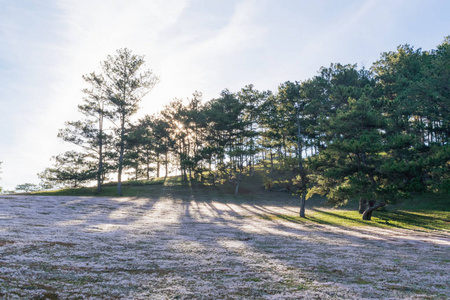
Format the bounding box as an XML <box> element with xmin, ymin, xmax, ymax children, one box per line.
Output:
<box><xmin>33</xmin><ymin>185</ymin><xmax>153</xmax><ymax>197</ymax></box>
<box><xmin>263</xmin><ymin>207</ymin><xmax>449</xmax><ymax>232</ymax></box>
<box><xmin>374</xmin><ymin>210</ymin><xmax>449</xmax><ymax>231</ymax></box>
<box><xmin>352</xmin><ymin>277</ymin><xmax>372</xmax><ymax>285</ymax></box>
<box><xmin>243</xmin><ymin>277</ymin><xmax>262</xmax><ymax>282</ymax></box>
<box><xmin>29</xmin><ymin>170</ymin><xmax>291</xmax><ymax>202</ymax></box>
<box><xmin>33</xmin><ymin>187</ymin><xmax>113</xmax><ymax>197</ymax></box>
<box><xmin>32</xmin><ymin>177</ymin><xmax>171</xmax><ymax>197</ymax></box>
<box><xmin>284</xmin><ymin>279</ymin><xmax>310</xmax><ymax>291</ymax></box>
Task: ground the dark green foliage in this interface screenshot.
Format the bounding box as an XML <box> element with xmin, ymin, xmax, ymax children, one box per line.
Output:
<box><xmin>39</xmin><ymin>151</ymin><xmax>97</xmax><ymax>188</ymax></box>
<box><xmin>101</xmin><ymin>48</ymin><xmax>159</xmax><ymax>195</ymax></box>
<box><xmin>372</xmin><ymin>38</ymin><xmax>449</xmax><ymax>195</ymax></box>
<box><xmin>57</xmin><ymin>72</ymin><xmax>113</xmax><ymax>192</ymax></box>
<box><xmin>41</xmin><ymin>49</ymin><xmax>159</xmax><ymax>194</ymax></box>
<box><xmin>15</xmin><ymin>183</ymin><xmax>40</xmax><ymax>193</ymax></box>
<box><xmin>306</xmin><ymin>38</ymin><xmax>449</xmax><ymax>220</ymax></box>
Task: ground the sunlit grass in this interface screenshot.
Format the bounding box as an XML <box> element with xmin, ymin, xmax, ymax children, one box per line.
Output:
<box><xmin>375</xmin><ymin>210</ymin><xmax>450</xmax><ymax>231</ymax></box>
<box><xmin>264</xmin><ymin>208</ymin><xmax>450</xmax><ymax>232</ymax></box>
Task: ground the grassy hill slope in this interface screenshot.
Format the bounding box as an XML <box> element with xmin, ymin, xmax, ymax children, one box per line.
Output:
<box><xmin>32</xmin><ymin>171</ymin><xmax>449</xmax><ymax>232</ymax></box>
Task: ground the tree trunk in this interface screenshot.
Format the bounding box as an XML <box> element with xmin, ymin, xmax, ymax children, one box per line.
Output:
<box><xmin>97</xmin><ymin>144</ymin><xmax>103</xmax><ymax>193</ymax></box>
<box><xmin>296</xmin><ymin>105</ymin><xmax>307</xmax><ymax>219</ymax></box>
<box><xmin>270</xmin><ymin>152</ymin><xmax>273</xmax><ymax>172</ymax></box>
<box><xmin>117</xmin><ymin>119</ymin><xmax>125</xmax><ymax>196</ymax></box>
<box><xmin>358</xmin><ymin>198</ymin><xmax>367</xmax><ymax>214</ymax></box>
<box><xmin>362</xmin><ymin>200</ymin><xmax>386</xmax><ymax>220</ymax></box>
<box><xmin>156</xmin><ymin>157</ymin><xmax>159</xmax><ymax>177</ymax></box>
<box><xmin>299</xmin><ymin>187</ymin><xmax>306</xmax><ymax>218</ymax></box>
<box><xmin>235</xmin><ymin>170</ymin><xmax>242</xmax><ymax>196</ymax></box>
<box><xmin>188</xmin><ymin>166</ymin><xmax>192</xmax><ymax>182</ymax></box>
<box><xmin>262</xmin><ymin>150</ymin><xmax>267</xmax><ymax>168</ymax></box>
<box><xmin>146</xmin><ymin>149</ymin><xmax>150</xmax><ymax>180</ymax></box>
<box><xmin>97</xmin><ymin>113</ymin><xmax>104</xmax><ymax>193</ymax></box>
<box><xmin>117</xmin><ymin>161</ymin><xmax>123</xmax><ymax>195</ymax></box>
<box><xmin>164</xmin><ymin>152</ymin><xmax>168</xmax><ymax>178</ymax></box>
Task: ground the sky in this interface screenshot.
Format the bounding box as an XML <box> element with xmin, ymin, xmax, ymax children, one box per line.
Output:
<box><xmin>0</xmin><ymin>0</ymin><xmax>449</xmax><ymax>191</ymax></box>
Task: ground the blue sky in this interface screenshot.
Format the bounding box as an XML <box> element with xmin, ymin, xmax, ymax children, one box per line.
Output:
<box><xmin>0</xmin><ymin>0</ymin><xmax>449</xmax><ymax>191</ymax></box>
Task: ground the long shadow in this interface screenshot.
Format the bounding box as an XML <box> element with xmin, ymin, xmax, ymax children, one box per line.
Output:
<box><xmin>308</xmin><ymin>208</ymin><xmax>385</xmax><ymax>227</ymax></box>
<box><xmin>3</xmin><ymin>194</ymin><xmax>161</xmax><ymax>233</ymax></box>
<box><xmin>171</xmin><ymin>197</ymin><xmax>449</xmax><ymax>297</ymax></box>
<box><xmin>377</xmin><ymin>210</ymin><xmax>450</xmax><ymax>231</ymax></box>
<box><xmin>310</xmin><ymin>208</ymin><xmax>450</xmax><ymax>232</ymax></box>
<box><xmin>231</xmin><ymin>202</ymin><xmax>281</xmax><ymax>222</ymax></box>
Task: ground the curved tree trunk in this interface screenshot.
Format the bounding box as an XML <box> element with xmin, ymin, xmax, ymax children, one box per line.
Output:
<box><xmin>358</xmin><ymin>198</ymin><xmax>367</xmax><ymax>214</ymax></box>
<box><xmin>362</xmin><ymin>200</ymin><xmax>386</xmax><ymax>220</ymax></box>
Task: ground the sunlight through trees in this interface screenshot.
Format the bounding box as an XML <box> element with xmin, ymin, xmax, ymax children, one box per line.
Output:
<box><xmin>38</xmin><ymin>38</ymin><xmax>449</xmax><ymax>219</ymax></box>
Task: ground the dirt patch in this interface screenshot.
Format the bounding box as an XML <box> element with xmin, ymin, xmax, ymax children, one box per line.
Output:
<box><xmin>0</xmin><ymin>240</ymin><xmax>15</xmax><ymax>247</ymax></box>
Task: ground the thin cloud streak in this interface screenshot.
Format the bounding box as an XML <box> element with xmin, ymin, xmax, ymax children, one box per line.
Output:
<box><xmin>147</xmin><ymin>0</ymin><xmax>266</xmax><ymax>108</ymax></box>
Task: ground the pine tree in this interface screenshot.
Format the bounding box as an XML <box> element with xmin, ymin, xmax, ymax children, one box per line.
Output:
<box><xmin>101</xmin><ymin>48</ymin><xmax>159</xmax><ymax>195</ymax></box>
<box><xmin>58</xmin><ymin>72</ymin><xmax>112</xmax><ymax>192</ymax></box>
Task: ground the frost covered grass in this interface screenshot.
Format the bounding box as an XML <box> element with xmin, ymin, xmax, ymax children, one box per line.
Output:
<box><xmin>1</xmin><ymin>191</ymin><xmax>449</xmax><ymax>299</ymax></box>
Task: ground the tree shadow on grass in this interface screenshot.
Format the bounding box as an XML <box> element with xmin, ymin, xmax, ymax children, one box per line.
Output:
<box><xmin>269</xmin><ymin>208</ymin><xmax>449</xmax><ymax>232</ymax></box>
<box><xmin>175</xmin><ymin>197</ymin><xmax>450</xmax><ymax>298</ymax></box>
<box><xmin>308</xmin><ymin>209</ymin><xmax>389</xmax><ymax>228</ymax></box>
<box><xmin>375</xmin><ymin>210</ymin><xmax>450</xmax><ymax>231</ymax></box>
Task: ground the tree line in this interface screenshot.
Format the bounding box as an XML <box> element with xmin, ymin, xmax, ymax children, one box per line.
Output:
<box><xmin>36</xmin><ymin>38</ymin><xmax>449</xmax><ymax>219</ymax></box>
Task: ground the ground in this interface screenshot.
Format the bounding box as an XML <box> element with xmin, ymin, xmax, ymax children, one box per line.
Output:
<box><xmin>0</xmin><ymin>193</ymin><xmax>449</xmax><ymax>299</ymax></box>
